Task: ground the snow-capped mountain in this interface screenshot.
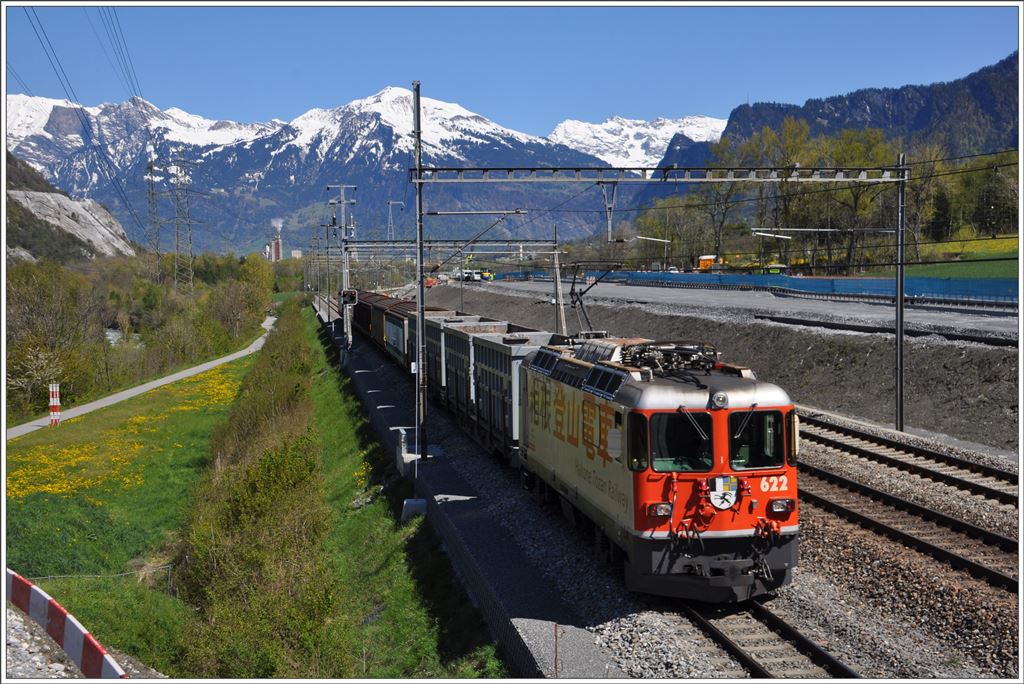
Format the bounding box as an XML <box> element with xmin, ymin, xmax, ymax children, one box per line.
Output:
<box><xmin>7</xmin><ymin>94</ymin><xmax>282</xmax><ymax>188</ymax></box>
<box><xmin>5</xmin><ymin>88</ymin><xmax>625</xmax><ymax>251</ymax></box>
<box><xmin>548</xmin><ymin>115</ymin><xmax>726</xmax><ymax>167</ymax></box>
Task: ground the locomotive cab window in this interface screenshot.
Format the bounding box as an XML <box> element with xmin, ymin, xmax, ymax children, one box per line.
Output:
<box><xmin>627</xmin><ymin>413</ymin><xmax>648</xmax><ymax>471</ymax></box>
<box><xmin>650</xmin><ymin>412</ymin><xmax>713</xmax><ymax>473</ymax></box>
<box><xmin>729</xmin><ymin>410</ymin><xmax>785</xmax><ymax>470</ymax></box>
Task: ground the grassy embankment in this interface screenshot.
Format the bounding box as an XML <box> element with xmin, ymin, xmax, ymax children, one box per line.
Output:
<box><xmin>6</xmin><ymin>357</ymin><xmax>255</xmax><ymax>671</ymax></box>
<box><xmin>173</xmin><ymin>300</ymin><xmax>506</xmax><ymax>677</ymax></box>
<box><xmin>6</xmin><ymin>298</ymin><xmax>505</xmax><ymax>677</ymax></box>
<box><xmin>5</xmin><ymin>317</ymin><xmax>269</xmax><ymax>430</ymax></box>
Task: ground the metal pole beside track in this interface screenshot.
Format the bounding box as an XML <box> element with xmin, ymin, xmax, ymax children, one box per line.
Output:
<box><xmin>896</xmin><ymin>152</ymin><xmax>906</xmax><ymax>432</ymax></box>
<box><xmin>413</xmin><ymin>81</ymin><xmax>428</xmax><ymax>460</ymax></box>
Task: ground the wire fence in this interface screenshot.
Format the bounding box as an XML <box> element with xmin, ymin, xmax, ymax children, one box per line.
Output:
<box><xmin>496</xmin><ymin>271</ymin><xmax>1018</xmax><ymax>304</ymax></box>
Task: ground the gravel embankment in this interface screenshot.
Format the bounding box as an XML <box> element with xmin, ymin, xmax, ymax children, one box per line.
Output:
<box><xmin>425</xmin><ymin>283</ymin><xmax>1019</xmax><ymax>451</ymax></box>
<box><xmin>6</xmin><ymin>603</ymin><xmax>84</xmax><ymax>679</ymax></box>
<box><xmin>5</xmin><ymin>602</ymin><xmax>168</xmax><ymax>679</ymax></box>
<box><xmin>799</xmin><ymin>442</ymin><xmax>1018</xmax><ymax>538</ymax></box>
<box><xmin>776</xmin><ymin>504</ymin><xmax>1018</xmax><ymax>678</ymax></box>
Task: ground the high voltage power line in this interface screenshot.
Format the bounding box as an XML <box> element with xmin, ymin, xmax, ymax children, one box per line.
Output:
<box><xmin>22</xmin><ymin>7</ymin><xmax>147</xmax><ymax>236</ymax></box>
<box><xmin>6</xmin><ymin>63</ymin><xmax>34</xmax><ymax>96</ymax></box>
<box><xmin>83</xmin><ymin>8</ymin><xmax>133</xmax><ymax>99</ymax></box>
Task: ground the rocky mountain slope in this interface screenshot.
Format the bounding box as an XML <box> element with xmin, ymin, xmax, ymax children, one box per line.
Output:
<box><xmin>7</xmin><ymin>52</ymin><xmax>1016</xmax><ymax>250</ymax></box>
<box><xmin>5</xmin><ymin>151</ymin><xmax>134</xmax><ymax>263</ymax></box>
<box><xmin>641</xmin><ymin>51</ymin><xmax>1018</xmax><ymax>205</ymax></box>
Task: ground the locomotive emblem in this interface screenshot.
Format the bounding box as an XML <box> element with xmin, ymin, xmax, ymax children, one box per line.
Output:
<box><xmin>709</xmin><ymin>475</ymin><xmax>740</xmax><ymax>510</ymax></box>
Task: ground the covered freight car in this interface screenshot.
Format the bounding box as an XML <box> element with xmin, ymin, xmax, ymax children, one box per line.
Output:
<box><xmin>472</xmin><ymin>330</ymin><xmax>570</xmax><ymax>463</ymax></box>
<box><xmin>353</xmin><ymin>290</ymin><xmax>396</xmax><ymax>338</ymax></box>
<box><xmin>382</xmin><ymin>302</ymin><xmax>457</xmax><ymax>368</ymax></box>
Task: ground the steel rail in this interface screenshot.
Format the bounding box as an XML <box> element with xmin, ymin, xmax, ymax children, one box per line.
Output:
<box><xmin>757</xmin><ymin>315</ymin><xmax>1018</xmax><ymax>348</ymax></box>
<box><xmin>799</xmin><ymin>463</ymin><xmax>1018</xmax><ymax>592</ymax></box>
<box><xmin>748</xmin><ymin>599</ymin><xmax>862</xmax><ymax>679</ymax></box>
<box><xmin>679</xmin><ymin>604</ymin><xmax>774</xmax><ymax>678</ymax></box>
<box><xmin>799</xmin><ymin>414</ymin><xmax>1019</xmax><ymax>485</ymax></box>
<box><xmin>682</xmin><ymin>601</ymin><xmax>861</xmax><ymax>678</ymax></box>
<box><xmin>799</xmin><ymin>424</ymin><xmax>1018</xmax><ymax>506</ymax></box>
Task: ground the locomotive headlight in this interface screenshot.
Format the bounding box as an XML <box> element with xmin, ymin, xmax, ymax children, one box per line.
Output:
<box><xmin>647</xmin><ymin>502</ymin><xmax>672</xmax><ymax>517</ymax></box>
<box><xmin>769</xmin><ymin>498</ymin><xmax>795</xmax><ymax>513</ymax></box>
<box><xmin>711</xmin><ymin>391</ymin><xmax>728</xmax><ymax>409</ymax></box>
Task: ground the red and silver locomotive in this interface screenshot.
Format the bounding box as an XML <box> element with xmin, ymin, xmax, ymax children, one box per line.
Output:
<box><xmin>519</xmin><ymin>338</ymin><xmax>799</xmax><ymax>602</ymax></box>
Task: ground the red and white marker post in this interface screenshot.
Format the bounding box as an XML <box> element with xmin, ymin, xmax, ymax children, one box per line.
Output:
<box><xmin>49</xmin><ymin>383</ymin><xmax>60</xmax><ymax>426</ymax></box>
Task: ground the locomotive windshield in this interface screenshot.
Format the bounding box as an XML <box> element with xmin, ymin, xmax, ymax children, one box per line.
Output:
<box><xmin>650</xmin><ymin>412</ymin><xmax>713</xmax><ymax>472</ymax></box>
<box><xmin>729</xmin><ymin>410</ymin><xmax>785</xmax><ymax>469</ymax></box>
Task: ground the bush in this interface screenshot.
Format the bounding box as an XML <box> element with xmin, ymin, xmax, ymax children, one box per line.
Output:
<box><xmin>175</xmin><ymin>301</ymin><xmax>348</xmax><ymax>677</ymax></box>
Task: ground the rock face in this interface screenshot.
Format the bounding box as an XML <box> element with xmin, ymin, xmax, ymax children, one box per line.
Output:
<box><xmin>6</xmin><ymin>190</ymin><xmax>135</xmax><ymax>258</ymax></box>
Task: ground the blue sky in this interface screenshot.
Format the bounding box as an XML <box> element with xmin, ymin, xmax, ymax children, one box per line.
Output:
<box><xmin>5</xmin><ymin>4</ymin><xmax>1019</xmax><ymax>136</ymax></box>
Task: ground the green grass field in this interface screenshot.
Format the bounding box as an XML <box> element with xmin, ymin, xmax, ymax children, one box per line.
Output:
<box><xmin>304</xmin><ymin>307</ymin><xmax>507</xmax><ymax>677</ymax></box>
<box><xmin>875</xmin><ymin>235</ymin><xmax>1019</xmax><ymax>279</ymax></box>
<box><xmin>5</xmin><ymin>357</ymin><xmax>253</xmax><ymax>672</ymax></box>
<box><xmin>6</xmin><ymin>306</ymin><xmax>505</xmax><ymax>678</ymax></box>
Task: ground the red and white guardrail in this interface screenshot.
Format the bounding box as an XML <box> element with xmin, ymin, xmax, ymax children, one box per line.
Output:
<box><xmin>6</xmin><ymin>568</ymin><xmax>126</xmax><ymax>678</ymax></box>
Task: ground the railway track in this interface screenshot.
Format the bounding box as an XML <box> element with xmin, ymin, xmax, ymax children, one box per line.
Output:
<box><xmin>756</xmin><ymin>315</ymin><xmax>1018</xmax><ymax>347</ymax></box>
<box><xmin>798</xmin><ymin>414</ymin><xmax>1018</xmax><ymax>507</ymax></box>
<box><xmin>799</xmin><ymin>462</ymin><xmax>1018</xmax><ymax>592</ymax></box>
<box><xmin>681</xmin><ymin>599</ymin><xmax>860</xmax><ymax>678</ymax></box>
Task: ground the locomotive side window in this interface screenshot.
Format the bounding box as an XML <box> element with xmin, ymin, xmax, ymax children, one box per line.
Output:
<box><xmin>650</xmin><ymin>412</ymin><xmax>713</xmax><ymax>473</ymax></box>
<box><xmin>627</xmin><ymin>413</ymin><xmax>648</xmax><ymax>471</ymax></box>
<box><xmin>787</xmin><ymin>410</ymin><xmax>799</xmax><ymax>464</ymax></box>
<box><xmin>729</xmin><ymin>410</ymin><xmax>785</xmax><ymax>469</ymax></box>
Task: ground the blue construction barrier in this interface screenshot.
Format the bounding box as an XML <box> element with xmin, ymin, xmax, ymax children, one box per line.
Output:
<box><xmin>493</xmin><ymin>271</ymin><xmax>1018</xmax><ymax>303</ymax></box>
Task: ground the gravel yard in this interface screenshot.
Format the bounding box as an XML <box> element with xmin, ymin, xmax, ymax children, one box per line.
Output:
<box><xmin>425</xmin><ymin>282</ymin><xmax>1019</xmax><ymax>452</ymax></box>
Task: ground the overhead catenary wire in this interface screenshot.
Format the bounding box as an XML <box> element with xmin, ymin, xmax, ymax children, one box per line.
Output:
<box><xmin>515</xmin><ymin>159</ymin><xmax>1019</xmax><ymax>216</ymax></box>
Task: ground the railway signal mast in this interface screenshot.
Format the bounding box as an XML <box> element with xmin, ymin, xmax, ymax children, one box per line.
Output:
<box><xmin>328</xmin><ymin>184</ymin><xmax>357</xmax><ymax>347</ymax></box>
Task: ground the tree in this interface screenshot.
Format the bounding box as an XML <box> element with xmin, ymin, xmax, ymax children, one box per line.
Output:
<box><xmin>697</xmin><ymin>138</ymin><xmax>746</xmax><ymax>259</ymax></box>
<box><xmin>819</xmin><ymin>129</ymin><xmax>899</xmax><ymax>274</ymax></box>
<box><xmin>239</xmin><ymin>253</ymin><xmax>274</xmax><ymax>321</ymax></box>
<box><xmin>927</xmin><ymin>185</ymin><xmax>953</xmax><ymax>241</ymax></box>
<box><xmin>904</xmin><ymin>141</ymin><xmax>947</xmax><ymax>261</ymax></box>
